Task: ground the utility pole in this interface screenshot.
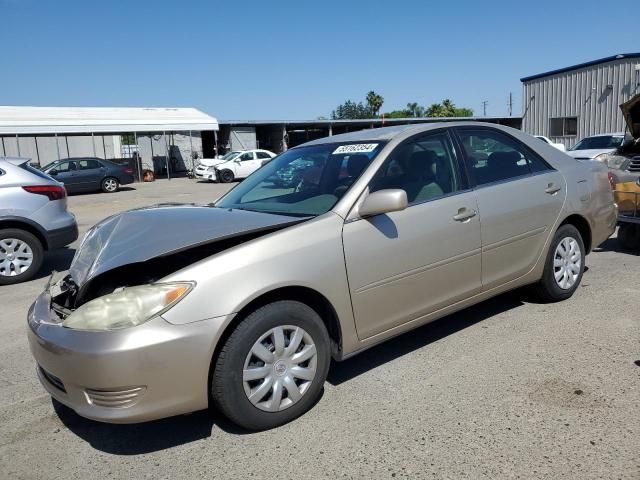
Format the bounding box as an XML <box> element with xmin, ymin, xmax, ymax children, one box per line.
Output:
<box><xmin>482</xmin><ymin>100</ymin><xmax>488</xmax><ymax>117</ymax></box>
<box><xmin>508</xmin><ymin>92</ymin><xmax>513</xmax><ymax>116</ymax></box>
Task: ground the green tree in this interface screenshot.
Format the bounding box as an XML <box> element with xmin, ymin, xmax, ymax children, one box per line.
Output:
<box><xmin>331</xmin><ymin>100</ymin><xmax>372</xmax><ymax>120</ymax></box>
<box><xmin>366</xmin><ymin>91</ymin><xmax>384</xmax><ymax>117</ymax></box>
<box><xmin>426</xmin><ymin>99</ymin><xmax>473</xmax><ymax>117</ymax></box>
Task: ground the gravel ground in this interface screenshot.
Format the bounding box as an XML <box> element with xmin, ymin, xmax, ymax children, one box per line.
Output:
<box><xmin>1</xmin><ymin>178</ymin><xmax>638</xmax><ymax>479</ymax></box>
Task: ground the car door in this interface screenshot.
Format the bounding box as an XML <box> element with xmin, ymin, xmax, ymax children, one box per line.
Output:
<box><xmin>75</xmin><ymin>159</ymin><xmax>105</xmax><ymax>191</ymax></box>
<box><xmin>342</xmin><ymin>130</ymin><xmax>482</xmax><ymax>339</ymax></box>
<box><xmin>236</xmin><ymin>152</ymin><xmax>259</xmax><ymax>178</ymax></box>
<box><xmin>454</xmin><ymin>127</ymin><xmax>566</xmax><ymax>290</ymax></box>
<box><xmin>49</xmin><ymin>161</ymin><xmax>80</xmax><ymax>192</ymax></box>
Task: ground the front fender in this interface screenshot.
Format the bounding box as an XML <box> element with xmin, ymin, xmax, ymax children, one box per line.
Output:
<box><xmin>160</xmin><ymin>212</ymin><xmax>360</xmax><ymax>355</ymax></box>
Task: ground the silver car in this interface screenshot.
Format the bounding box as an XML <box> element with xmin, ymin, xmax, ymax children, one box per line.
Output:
<box><xmin>28</xmin><ymin>123</ymin><xmax>616</xmax><ymax>430</ymax></box>
<box><xmin>0</xmin><ymin>157</ymin><xmax>78</xmax><ymax>285</ymax></box>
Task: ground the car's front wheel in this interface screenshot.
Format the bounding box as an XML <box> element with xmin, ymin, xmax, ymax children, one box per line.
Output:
<box><xmin>532</xmin><ymin>224</ymin><xmax>585</xmax><ymax>302</ymax></box>
<box><xmin>211</xmin><ymin>300</ymin><xmax>331</xmax><ymax>430</ymax></box>
<box><xmin>219</xmin><ymin>169</ymin><xmax>235</xmax><ymax>183</ymax></box>
<box><xmin>0</xmin><ymin>228</ymin><xmax>44</xmax><ymax>285</ymax></box>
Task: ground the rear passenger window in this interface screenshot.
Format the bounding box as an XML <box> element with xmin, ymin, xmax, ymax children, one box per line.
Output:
<box><xmin>371</xmin><ymin>132</ymin><xmax>460</xmax><ymax>205</ymax></box>
<box><xmin>78</xmin><ymin>159</ymin><xmax>101</xmax><ymax>170</ymax></box>
<box><xmin>457</xmin><ymin>129</ymin><xmax>551</xmax><ymax>186</ymax></box>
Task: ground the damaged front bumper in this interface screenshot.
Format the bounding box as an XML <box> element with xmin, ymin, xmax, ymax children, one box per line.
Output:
<box><xmin>27</xmin><ymin>285</ymin><xmax>233</xmax><ymax>424</ymax></box>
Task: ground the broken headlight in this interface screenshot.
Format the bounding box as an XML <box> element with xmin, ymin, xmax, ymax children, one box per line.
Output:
<box><xmin>62</xmin><ymin>282</ymin><xmax>194</xmax><ymax>331</ymax></box>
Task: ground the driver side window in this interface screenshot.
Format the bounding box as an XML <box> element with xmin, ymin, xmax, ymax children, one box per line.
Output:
<box><xmin>240</xmin><ymin>152</ymin><xmax>255</xmax><ymax>161</ymax></box>
<box><xmin>370</xmin><ymin>132</ymin><xmax>460</xmax><ymax>205</ymax></box>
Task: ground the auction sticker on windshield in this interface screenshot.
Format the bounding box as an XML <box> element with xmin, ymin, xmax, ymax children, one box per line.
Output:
<box><xmin>333</xmin><ymin>144</ymin><xmax>378</xmax><ymax>154</ymax></box>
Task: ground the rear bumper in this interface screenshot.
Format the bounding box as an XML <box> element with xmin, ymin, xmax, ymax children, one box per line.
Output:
<box><xmin>45</xmin><ymin>221</ymin><xmax>78</xmax><ymax>250</ymax></box>
<box><xmin>27</xmin><ymin>290</ymin><xmax>228</xmax><ymax>423</ymax></box>
<box><xmin>119</xmin><ymin>174</ymin><xmax>135</xmax><ymax>186</ymax></box>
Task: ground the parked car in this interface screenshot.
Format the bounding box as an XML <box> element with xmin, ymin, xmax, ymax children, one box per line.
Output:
<box><xmin>213</xmin><ymin>149</ymin><xmax>276</xmax><ymax>183</ymax></box>
<box><xmin>565</xmin><ymin>133</ymin><xmax>626</xmax><ymax>161</ymax></box>
<box><xmin>601</xmin><ymin>94</ymin><xmax>640</xmax><ymax>249</ymax></box>
<box><xmin>28</xmin><ymin>122</ymin><xmax>616</xmax><ymax>430</ymax></box>
<box><xmin>534</xmin><ymin>135</ymin><xmax>566</xmax><ymax>151</ymax></box>
<box><xmin>41</xmin><ymin>157</ymin><xmax>134</xmax><ymax>193</ymax></box>
<box><xmin>0</xmin><ymin>157</ymin><xmax>78</xmax><ymax>285</ymax></box>
<box><xmin>194</xmin><ymin>151</ymin><xmax>242</xmax><ymax>180</ymax></box>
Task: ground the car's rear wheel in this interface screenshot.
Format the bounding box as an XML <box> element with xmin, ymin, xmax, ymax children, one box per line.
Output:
<box><xmin>617</xmin><ymin>223</ymin><xmax>640</xmax><ymax>251</ymax></box>
<box><xmin>101</xmin><ymin>177</ymin><xmax>119</xmax><ymax>193</ymax></box>
<box><xmin>532</xmin><ymin>224</ymin><xmax>585</xmax><ymax>302</ymax></box>
<box><xmin>211</xmin><ymin>300</ymin><xmax>330</xmax><ymax>430</ymax></box>
<box><xmin>219</xmin><ymin>169</ymin><xmax>235</xmax><ymax>183</ymax></box>
<box><xmin>0</xmin><ymin>229</ymin><xmax>44</xmax><ymax>285</ymax></box>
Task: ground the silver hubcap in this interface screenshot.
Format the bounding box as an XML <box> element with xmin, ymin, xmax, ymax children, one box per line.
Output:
<box><xmin>243</xmin><ymin>325</ymin><xmax>317</xmax><ymax>412</ymax></box>
<box><xmin>0</xmin><ymin>238</ymin><xmax>33</xmax><ymax>276</ymax></box>
<box><xmin>104</xmin><ymin>178</ymin><xmax>117</xmax><ymax>191</ymax></box>
<box><xmin>553</xmin><ymin>237</ymin><xmax>582</xmax><ymax>290</ymax></box>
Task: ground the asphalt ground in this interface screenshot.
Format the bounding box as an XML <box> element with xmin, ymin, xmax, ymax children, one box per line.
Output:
<box><xmin>1</xmin><ymin>178</ymin><xmax>638</xmax><ymax>479</ymax></box>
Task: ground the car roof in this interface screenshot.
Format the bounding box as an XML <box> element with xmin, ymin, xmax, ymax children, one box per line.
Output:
<box><xmin>299</xmin><ymin>121</ymin><xmax>504</xmax><ymax>147</ymax></box>
<box><xmin>582</xmin><ymin>133</ymin><xmax>625</xmax><ymax>138</ymax></box>
<box><xmin>0</xmin><ymin>156</ymin><xmax>31</xmax><ymax>166</ymax></box>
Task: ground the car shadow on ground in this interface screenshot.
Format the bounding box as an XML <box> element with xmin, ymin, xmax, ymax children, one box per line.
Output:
<box><xmin>53</xmin><ymin>389</ymin><xmax>326</xmax><ymax>454</ymax></box>
<box><xmin>593</xmin><ymin>237</ymin><xmax>639</xmax><ymax>256</ymax></box>
<box><xmin>53</xmin><ymin>290</ymin><xmax>525</xmax><ymax>453</ymax></box>
<box><xmin>33</xmin><ymin>247</ymin><xmax>76</xmax><ymax>281</ymax></box>
<box><xmin>67</xmin><ymin>186</ymin><xmax>137</xmax><ymax>196</ymax></box>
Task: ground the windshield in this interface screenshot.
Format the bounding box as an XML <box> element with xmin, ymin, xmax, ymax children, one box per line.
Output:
<box><xmin>570</xmin><ymin>135</ymin><xmax>624</xmax><ymax>150</ymax></box>
<box><xmin>41</xmin><ymin>161</ymin><xmax>57</xmax><ymax>171</ymax></box>
<box><xmin>221</xmin><ymin>151</ymin><xmax>241</xmax><ymax>161</ymax></box>
<box><xmin>216</xmin><ymin>142</ymin><xmax>386</xmax><ymax>216</ymax></box>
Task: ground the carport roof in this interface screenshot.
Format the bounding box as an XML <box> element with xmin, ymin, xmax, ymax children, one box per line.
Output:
<box><xmin>0</xmin><ymin>106</ymin><xmax>219</xmax><ymax>135</ymax></box>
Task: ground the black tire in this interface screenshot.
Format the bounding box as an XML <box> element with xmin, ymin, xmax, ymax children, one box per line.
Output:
<box><xmin>219</xmin><ymin>169</ymin><xmax>235</xmax><ymax>183</ymax></box>
<box><xmin>211</xmin><ymin>300</ymin><xmax>331</xmax><ymax>431</ymax></box>
<box><xmin>531</xmin><ymin>224</ymin><xmax>585</xmax><ymax>302</ymax></box>
<box><xmin>101</xmin><ymin>177</ymin><xmax>119</xmax><ymax>193</ymax></box>
<box><xmin>0</xmin><ymin>228</ymin><xmax>44</xmax><ymax>285</ymax></box>
<box><xmin>618</xmin><ymin>223</ymin><xmax>640</xmax><ymax>251</ymax></box>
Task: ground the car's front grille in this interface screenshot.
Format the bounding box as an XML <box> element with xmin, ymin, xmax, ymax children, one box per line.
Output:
<box><xmin>84</xmin><ymin>386</ymin><xmax>146</xmax><ymax>408</ymax></box>
<box><xmin>39</xmin><ymin>366</ymin><xmax>66</xmax><ymax>393</ymax></box>
<box><xmin>627</xmin><ymin>156</ymin><xmax>640</xmax><ymax>172</ymax></box>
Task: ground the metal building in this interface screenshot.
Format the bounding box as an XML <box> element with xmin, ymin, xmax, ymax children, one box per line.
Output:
<box><xmin>521</xmin><ymin>53</ymin><xmax>640</xmax><ymax>148</ymax></box>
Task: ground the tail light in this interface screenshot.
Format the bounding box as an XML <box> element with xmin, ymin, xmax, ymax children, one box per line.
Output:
<box><xmin>607</xmin><ymin>172</ymin><xmax>616</xmax><ymax>190</ymax></box>
<box><xmin>22</xmin><ymin>185</ymin><xmax>67</xmax><ymax>201</ymax></box>
<box><xmin>124</xmin><ymin>168</ymin><xmax>133</xmax><ymax>174</ymax></box>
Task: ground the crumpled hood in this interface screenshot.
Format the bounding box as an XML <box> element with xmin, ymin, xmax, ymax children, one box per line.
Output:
<box><xmin>69</xmin><ymin>204</ymin><xmax>300</xmax><ymax>287</ymax></box>
<box><xmin>198</xmin><ymin>158</ymin><xmax>226</xmax><ymax>167</ymax></box>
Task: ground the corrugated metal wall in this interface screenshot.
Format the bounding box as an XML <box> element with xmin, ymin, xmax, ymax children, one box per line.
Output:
<box><xmin>522</xmin><ymin>57</ymin><xmax>640</xmax><ymax>147</ymax></box>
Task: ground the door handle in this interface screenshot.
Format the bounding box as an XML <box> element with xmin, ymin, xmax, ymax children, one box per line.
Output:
<box><xmin>453</xmin><ymin>208</ymin><xmax>477</xmax><ymax>222</ymax></box>
<box><xmin>545</xmin><ymin>183</ymin><xmax>561</xmax><ymax>195</ymax></box>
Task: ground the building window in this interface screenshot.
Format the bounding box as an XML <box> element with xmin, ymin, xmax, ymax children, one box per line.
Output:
<box><xmin>549</xmin><ymin>117</ymin><xmax>578</xmax><ymax>137</ymax></box>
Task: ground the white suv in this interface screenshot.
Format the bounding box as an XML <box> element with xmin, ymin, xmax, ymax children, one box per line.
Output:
<box><xmin>195</xmin><ymin>149</ymin><xmax>276</xmax><ymax>183</ymax></box>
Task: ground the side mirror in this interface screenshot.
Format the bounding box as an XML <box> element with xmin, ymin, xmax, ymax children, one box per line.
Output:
<box><xmin>49</xmin><ymin>169</ymin><xmax>58</xmax><ymax>176</ymax></box>
<box><xmin>358</xmin><ymin>189</ymin><xmax>408</xmax><ymax>218</ymax></box>
<box><xmin>235</xmin><ymin>159</ymin><xmax>242</xmax><ymax>163</ymax></box>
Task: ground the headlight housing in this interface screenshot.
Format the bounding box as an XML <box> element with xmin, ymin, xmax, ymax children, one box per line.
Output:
<box><xmin>597</xmin><ymin>153</ymin><xmax>627</xmax><ymax>170</ymax></box>
<box><xmin>62</xmin><ymin>282</ymin><xmax>194</xmax><ymax>331</ymax></box>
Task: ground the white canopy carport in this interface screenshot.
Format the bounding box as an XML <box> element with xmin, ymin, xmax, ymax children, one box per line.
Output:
<box><xmin>0</xmin><ymin>106</ymin><xmax>218</xmax><ymax>134</ymax></box>
<box><xmin>0</xmin><ymin>106</ymin><xmax>219</xmax><ymax>179</ymax></box>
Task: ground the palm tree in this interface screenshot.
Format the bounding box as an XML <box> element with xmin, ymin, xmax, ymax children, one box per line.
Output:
<box><xmin>366</xmin><ymin>91</ymin><xmax>385</xmax><ymax>117</ymax></box>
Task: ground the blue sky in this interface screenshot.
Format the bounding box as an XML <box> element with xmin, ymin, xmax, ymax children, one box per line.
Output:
<box><xmin>0</xmin><ymin>0</ymin><xmax>635</xmax><ymax>119</ymax></box>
